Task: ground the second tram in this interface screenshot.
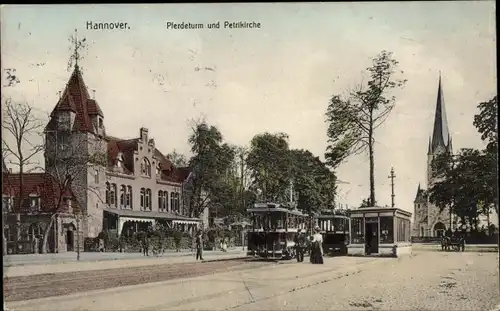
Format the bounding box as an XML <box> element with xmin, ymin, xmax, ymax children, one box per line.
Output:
<box><xmin>316</xmin><ymin>210</ymin><xmax>350</xmax><ymax>256</ymax></box>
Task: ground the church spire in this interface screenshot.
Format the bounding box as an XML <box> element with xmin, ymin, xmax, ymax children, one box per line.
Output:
<box><xmin>430</xmin><ymin>73</ymin><xmax>450</xmax><ymax>153</ymax></box>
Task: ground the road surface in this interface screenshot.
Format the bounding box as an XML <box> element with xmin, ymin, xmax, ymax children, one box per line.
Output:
<box><xmin>4</xmin><ymin>249</ymin><xmax>243</xmax><ymax>266</ymax></box>
<box><xmin>5</xmin><ymin>251</ymin><xmax>499</xmax><ymax>311</ymax></box>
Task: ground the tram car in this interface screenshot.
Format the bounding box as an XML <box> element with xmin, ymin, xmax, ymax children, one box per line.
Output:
<box><xmin>315</xmin><ymin>210</ymin><xmax>350</xmax><ymax>256</ymax></box>
<box><xmin>247</xmin><ymin>202</ymin><xmax>309</xmax><ymax>260</ymax></box>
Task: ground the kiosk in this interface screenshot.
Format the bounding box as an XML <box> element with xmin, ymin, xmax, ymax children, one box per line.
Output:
<box><xmin>347</xmin><ymin>206</ymin><xmax>412</xmax><ymax>257</ymax></box>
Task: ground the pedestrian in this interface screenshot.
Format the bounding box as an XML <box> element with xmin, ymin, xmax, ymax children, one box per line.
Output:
<box><xmin>294</xmin><ymin>228</ymin><xmax>307</xmax><ymax>262</ymax></box>
<box><xmin>310</xmin><ymin>226</ymin><xmax>324</xmax><ymax>264</ymax></box>
<box><xmin>196</xmin><ymin>230</ymin><xmax>204</xmax><ymax>260</ymax></box>
<box><xmin>142</xmin><ymin>233</ymin><xmax>149</xmax><ymax>257</ymax></box>
<box><xmin>222</xmin><ymin>238</ymin><xmax>227</xmax><ymax>252</ymax></box>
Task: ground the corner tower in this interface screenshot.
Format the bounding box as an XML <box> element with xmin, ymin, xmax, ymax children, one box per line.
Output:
<box><xmin>44</xmin><ymin>64</ymin><xmax>107</xmax><ymax>239</ymax></box>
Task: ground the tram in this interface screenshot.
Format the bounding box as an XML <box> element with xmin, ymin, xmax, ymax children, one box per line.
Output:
<box><xmin>247</xmin><ymin>202</ymin><xmax>309</xmax><ymax>260</ymax></box>
<box><xmin>315</xmin><ymin>210</ymin><xmax>350</xmax><ymax>256</ymax></box>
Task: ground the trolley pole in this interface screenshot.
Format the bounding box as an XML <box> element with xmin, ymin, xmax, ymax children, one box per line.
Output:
<box><xmin>388</xmin><ymin>167</ymin><xmax>396</xmax><ymax>208</ymax></box>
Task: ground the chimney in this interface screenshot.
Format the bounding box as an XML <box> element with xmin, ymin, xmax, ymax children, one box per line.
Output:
<box><xmin>92</xmin><ymin>90</ymin><xmax>96</xmax><ymax>99</ymax></box>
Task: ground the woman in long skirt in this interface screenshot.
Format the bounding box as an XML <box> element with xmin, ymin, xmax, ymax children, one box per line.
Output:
<box><xmin>310</xmin><ymin>226</ymin><xmax>324</xmax><ymax>264</ymax></box>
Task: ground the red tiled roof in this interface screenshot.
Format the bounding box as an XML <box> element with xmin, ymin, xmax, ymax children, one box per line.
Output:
<box><xmin>46</xmin><ymin>66</ymin><xmax>104</xmax><ymax>133</ymax></box>
<box><xmin>2</xmin><ymin>173</ymin><xmax>80</xmax><ymax>214</ymax></box>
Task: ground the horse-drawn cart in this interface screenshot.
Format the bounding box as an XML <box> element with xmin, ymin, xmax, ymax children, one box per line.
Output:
<box><xmin>441</xmin><ymin>236</ymin><xmax>465</xmax><ymax>252</ymax></box>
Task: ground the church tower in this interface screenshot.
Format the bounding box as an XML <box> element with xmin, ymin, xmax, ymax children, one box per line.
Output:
<box><xmin>413</xmin><ymin>74</ymin><xmax>454</xmax><ymax>238</ymax></box>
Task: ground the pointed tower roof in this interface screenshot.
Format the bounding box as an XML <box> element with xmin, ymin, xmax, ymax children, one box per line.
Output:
<box><xmin>46</xmin><ymin>65</ymin><xmax>104</xmax><ymax>133</ymax></box>
<box><xmin>430</xmin><ymin>74</ymin><xmax>450</xmax><ymax>153</ymax></box>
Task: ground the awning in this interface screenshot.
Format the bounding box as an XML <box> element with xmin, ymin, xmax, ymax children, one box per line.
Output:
<box><xmin>121</xmin><ymin>217</ymin><xmax>155</xmax><ymax>223</ymax></box>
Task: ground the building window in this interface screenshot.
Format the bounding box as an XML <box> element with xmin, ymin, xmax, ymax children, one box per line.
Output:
<box><xmin>30</xmin><ymin>196</ymin><xmax>40</xmax><ymax>211</ymax></box>
<box><xmin>120</xmin><ymin>185</ymin><xmax>126</xmax><ymax>207</ymax></box>
<box><xmin>98</xmin><ymin>117</ymin><xmax>103</xmax><ymax>128</ymax></box>
<box><xmin>379</xmin><ymin>217</ymin><xmax>394</xmax><ymax>244</ymax></box>
<box><xmin>156</xmin><ymin>163</ymin><xmax>161</xmax><ymax>176</ymax></box>
<box><xmin>109</xmin><ymin>183</ymin><xmax>117</xmax><ymax>207</ymax></box>
<box><xmin>170</xmin><ymin>192</ymin><xmax>175</xmax><ymax>213</ymax></box>
<box><xmin>127</xmin><ymin>186</ymin><xmax>132</xmax><ymax>209</ymax></box>
<box><xmin>350</xmin><ymin>218</ymin><xmax>365</xmax><ymax>244</ymax></box>
<box><xmin>140</xmin><ymin>188</ymin><xmax>145</xmax><ymax>209</ymax></box>
<box><xmin>105</xmin><ymin>182</ymin><xmax>110</xmax><ymax>205</ymax></box>
<box><xmin>163</xmin><ymin>191</ymin><xmax>168</xmax><ymax>211</ymax></box>
<box><xmin>94</xmin><ymin>170</ymin><xmax>99</xmax><ymax>183</ymax></box>
<box><xmin>141</xmin><ymin>158</ymin><xmax>151</xmax><ymax>177</ymax></box>
<box><xmin>145</xmin><ymin>189</ymin><xmax>152</xmax><ymax>211</ymax></box>
<box><xmin>158</xmin><ymin>190</ymin><xmax>163</xmax><ymax>211</ymax></box>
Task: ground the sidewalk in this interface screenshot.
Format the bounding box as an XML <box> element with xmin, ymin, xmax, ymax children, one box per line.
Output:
<box><xmin>3</xmin><ymin>249</ymin><xmax>248</xmax><ymax>278</ymax></box>
<box><xmin>412</xmin><ymin>243</ymin><xmax>498</xmax><ymax>252</ymax></box>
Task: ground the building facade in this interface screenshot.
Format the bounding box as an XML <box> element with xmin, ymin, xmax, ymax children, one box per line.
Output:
<box><xmin>3</xmin><ymin>65</ymin><xmax>205</xmax><ymax>253</ymax></box>
<box><xmin>412</xmin><ymin>75</ymin><xmax>457</xmax><ymax>238</ymax></box>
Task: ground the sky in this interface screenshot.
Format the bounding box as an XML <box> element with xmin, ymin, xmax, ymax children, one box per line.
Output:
<box><xmin>1</xmin><ymin>2</ymin><xmax>497</xmax><ymax>214</ymax></box>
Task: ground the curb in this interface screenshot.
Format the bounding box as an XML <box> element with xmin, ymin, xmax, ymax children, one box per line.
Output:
<box><xmin>201</xmin><ymin>255</ymin><xmax>249</xmax><ymax>263</ymax></box>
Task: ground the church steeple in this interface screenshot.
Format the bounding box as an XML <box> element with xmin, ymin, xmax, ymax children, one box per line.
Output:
<box><xmin>430</xmin><ymin>73</ymin><xmax>450</xmax><ymax>154</ymax></box>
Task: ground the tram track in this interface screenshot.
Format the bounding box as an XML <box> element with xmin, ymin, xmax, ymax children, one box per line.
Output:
<box><xmin>3</xmin><ymin>258</ymin><xmax>270</xmax><ymax>302</ymax></box>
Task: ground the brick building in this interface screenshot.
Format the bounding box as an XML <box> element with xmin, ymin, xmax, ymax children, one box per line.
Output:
<box><xmin>2</xmin><ymin>65</ymin><xmax>206</xmax><ymax>253</ymax></box>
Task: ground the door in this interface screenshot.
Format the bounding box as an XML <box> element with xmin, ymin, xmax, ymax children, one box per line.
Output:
<box><xmin>365</xmin><ymin>222</ymin><xmax>379</xmax><ymax>254</ymax></box>
<box><xmin>66</xmin><ymin>230</ymin><xmax>74</xmax><ymax>251</ymax></box>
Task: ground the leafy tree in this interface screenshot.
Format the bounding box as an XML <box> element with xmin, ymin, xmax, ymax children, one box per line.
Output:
<box><xmin>473</xmin><ymin>95</ymin><xmax>498</xmax><ymax>152</ymax></box>
<box><xmin>184</xmin><ymin>119</ymin><xmax>235</xmax><ymax>218</ymax></box>
<box><xmin>473</xmin><ymin>95</ymin><xmax>498</xmax><ymax>215</ymax></box>
<box><xmin>289</xmin><ymin>149</ymin><xmax>336</xmax><ymax>214</ymax></box>
<box><xmin>428</xmin><ymin>148</ymin><xmax>493</xmax><ymax>230</ymax></box>
<box><xmin>246</xmin><ymin>133</ymin><xmax>291</xmax><ymax>203</ymax></box>
<box><xmin>166</xmin><ymin>150</ymin><xmax>188</xmax><ymax>167</ymax></box>
<box><xmin>325</xmin><ymin>50</ymin><xmax>407</xmax><ymax>206</ymax></box>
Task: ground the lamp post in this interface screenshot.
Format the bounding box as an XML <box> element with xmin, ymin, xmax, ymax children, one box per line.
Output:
<box><xmin>76</xmin><ymin>212</ymin><xmax>81</xmax><ymax>261</ymax></box>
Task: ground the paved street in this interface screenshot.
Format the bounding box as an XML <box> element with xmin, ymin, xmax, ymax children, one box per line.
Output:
<box><xmin>4</xmin><ymin>249</ymin><xmax>247</xmax><ymax>277</ymax></box>
<box><xmin>3</xmin><ymin>248</ymin><xmax>244</xmax><ymax>266</ymax></box>
<box><xmin>6</xmin><ymin>251</ymin><xmax>499</xmax><ymax>311</ymax></box>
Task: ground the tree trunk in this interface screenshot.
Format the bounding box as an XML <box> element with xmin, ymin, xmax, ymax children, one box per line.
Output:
<box><xmin>41</xmin><ymin>215</ymin><xmax>56</xmax><ymax>254</ymax></box>
<box><xmin>368</xmin><ymin>130</ymin><xmax>376</xmax><ymax>207</ymax></box>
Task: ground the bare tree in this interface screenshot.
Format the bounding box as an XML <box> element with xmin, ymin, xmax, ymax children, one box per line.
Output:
<box><xmin>325</xmin><ymin>50</ymin><xmax>407</xmax><ymax>206</ymax></box>
<box><xmin>2</xmin><ymin>98</ymin><xmax>45</xmax><ymax>252</ymax></box>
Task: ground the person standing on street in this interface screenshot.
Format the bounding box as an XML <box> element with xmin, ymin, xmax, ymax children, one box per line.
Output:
<box><xmin>294</xmin><ymin>229</ymin><xmax>307</xmax><ymax>262</ymax></box>
<box><xmin>196</xmin><ymin>230</ymin><xmax>204</xmax><ymax>260</ymax></box>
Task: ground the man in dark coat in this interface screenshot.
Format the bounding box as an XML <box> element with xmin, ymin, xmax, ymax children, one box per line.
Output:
<box><xmin>294</xmin><ymin>229</ymin><xmax>307</xmax><ymax>262</ymax></box>
<box><xmin>195</xmin><ymin>231</ymin><xmax>204</xmax><ymax>260</ymax></box>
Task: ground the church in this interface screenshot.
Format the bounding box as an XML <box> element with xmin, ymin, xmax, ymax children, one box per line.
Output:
<box><xmin>412</xmin><ymin>75</ymin><xmax>458</xmax><ymax>238</ymax></box>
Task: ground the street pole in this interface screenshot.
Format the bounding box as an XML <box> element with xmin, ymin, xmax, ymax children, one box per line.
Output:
<box><xmin>76</xmin><ymin>213</ymin><xmax>80</xmax><ymax>261</ymax></box>
<box><xmin>388</xmin><ymin>167</ymin><xmax>396</xmax><ymax>208</ymax></box>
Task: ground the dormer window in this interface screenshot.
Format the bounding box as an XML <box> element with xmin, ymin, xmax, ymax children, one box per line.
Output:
<box><xmin>98</xmin><ymin>117</ymin><xmax>103</xmax><ymax>128</ymax></box>
<box><xmin>30</xmin><ymin>196</ymin><xmax>41</xmax><ymax>211</ymax></box>
<box><xmin>116</xmin><ymin>153</ymin><xmax>124</xmax><ymax>168</ymax></box>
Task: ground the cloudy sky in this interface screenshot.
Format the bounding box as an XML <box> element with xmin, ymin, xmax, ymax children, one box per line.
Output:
<box><xmin>1</xmin><ymin>2</ymin><xmax>496</xmax><ymax>213</ymax></box>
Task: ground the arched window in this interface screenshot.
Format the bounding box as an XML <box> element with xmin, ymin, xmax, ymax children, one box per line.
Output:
<box><xmin>105</xmin><ymin>182</ymin><xmax>110</xmax><ymax>205</ymax></box>
<box><xmin>158</xmin><ymin>190</ymin><xmax>163</xmax><ymax>211</ymax></box>
<box><xmin>140</xmin><ymin>188</ymin><xmax>145</xmax><ymax>209</ymax></box>
<box><xmin>120</xmin><ymin>185</ymin><xmax>126</xmax><ymax>207</ymax></box>
<box><xmin>156</xmin><ymin>162</ymin><xmax>161</xmax><ymax>176</ymax></box>
<box><xmin>109</xmin><ymin>183</ymin><xmax>117</xmax><ymax>206</ymax></box>
<box><xmin>145</xmin><ymin>189</ymin><xmax>152</xmax><ymax>211</ymax></box>
<box><xmin>127</xmin><ymin>186</ymin><xmax>133</xmax><ymax>209</ymax></box>
<box><xmin>141</xmin><ymin>158</ymin><xmax>151</xmax><ymax>177</ymax></box>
